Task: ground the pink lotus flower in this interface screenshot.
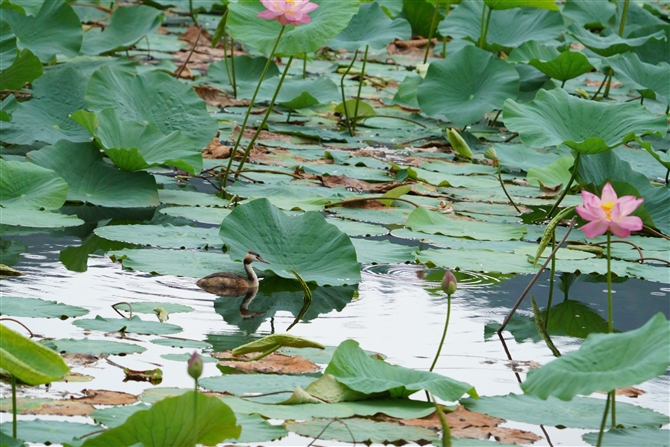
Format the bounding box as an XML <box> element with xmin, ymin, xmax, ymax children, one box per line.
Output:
<box><xmin>575</xmin><ymin>182</ymin><xmax>644</xmax><ymax>238</ymax></box>
<box><xmin>258</xmin><ymin>0</ymin><xmax>319</xmax><ymax>26</ymax></box>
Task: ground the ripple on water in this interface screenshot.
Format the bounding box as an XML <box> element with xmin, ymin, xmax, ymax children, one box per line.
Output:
<box><xmin>362</xmin><ymin>264</ymin><xmax>502</xmax><ymax>289</ymax></box>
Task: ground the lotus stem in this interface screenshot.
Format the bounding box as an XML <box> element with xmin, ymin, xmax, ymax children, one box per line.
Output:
<box><xmin>546</xmin><ymin>152</ymin><xmax>580</xmax><ymax>219</ymax></box>
<box><xmin>544</xmin><ymin>233</ymin><xmax>556</xmax><ymax>331</ymax></box>
<box><xmin>591</xmin><ymin>73</ymin><xmax>609</xmax><ymax>101</ymax></box>
<box><xmin>189</xmin><ymin>0</ymin><xmax>199</xmax><ymax>26</ymax></box>
<box><xmin>234</xmin><ymin>56</ymin><xmax>294</xmax><ymax>179</ymax></box>
<box><xmin>618</xmin><ymin>0</ymin><xmax>630</xmax><ymax>37</ymax></box>
<box><xmin>352</xmin><ymin>45</ymin><xmax>369</xmax><ymax>134</ymax></box>
<box><xmin>606</xmin><ymin>231</ymin><xmax>617</xmax><ymax>426</ymax></box>
<box><xmin>230</xmin><ymin>38</ymin><xmax>237</xmax><ymax>97</ymax></box>
<box><xmin>340</xmin><ymin>49</ymin><xmax>359</xmax><ymax>137</ymax></box>
<box><xmin>596</xmin><ymin>393</ymin><xmax>611</xmax><ymax>447</ymax></box>
<box><xmin>423</xmin><ymin>4</ymin><xmax>440</xmax><ymax>64</ymax></box>
<box><xmin>176</xmin><ymin>26</ymin><xmax>202</xmax><ymax>78</ymax></box>
<box><xmin>429</xmin><ymin>293</ymin><xmax>451</xmax><ymax>372</ymax></box>
<box><xmin>302</xmin><ymin>53</ymin><xmax>307</xmax><ymax>79</ymax></box>
<box><xmin>478</xmin><ymin>5</ymin><xmax>492</xmax><ymax>49</ymax></box>
<box><xmin>11</xmin><ymin>374</ymin><xmax>17</xmax><ymax>438</ymax></box>
<box><xmin>497</xmin><ymin>163</ymin><xmax>521</xmax><ymax>213</ymax></box>
<box><xmin>223</xmin><ymin>26</ymin><xmax>286</xmax><ymax>186</ymax></box>
<box><xmin>603</xmin><ymin>70</ymin><xmax>614</xmax><ymax>98</ymax></box>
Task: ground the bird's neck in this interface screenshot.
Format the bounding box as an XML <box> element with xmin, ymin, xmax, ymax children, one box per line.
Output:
<box><xmin>244</xmin><ymin>261</ymin><xmax>258</xmax><ymax>286</ymax></box>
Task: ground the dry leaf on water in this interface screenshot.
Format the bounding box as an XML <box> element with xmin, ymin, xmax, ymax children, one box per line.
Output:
<box><xmin>213</xmin><ymin>351</ymin><xmax>321</xmax><ymax>375</ymax></box>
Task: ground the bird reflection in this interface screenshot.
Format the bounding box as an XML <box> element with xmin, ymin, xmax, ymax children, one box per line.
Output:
<box><xmin>197</xmin><ymin>280</ymin><xmax>266</xmax><ymax>321</ymax></box>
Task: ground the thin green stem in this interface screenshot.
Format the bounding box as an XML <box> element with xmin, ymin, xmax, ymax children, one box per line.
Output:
<box><xmin>618</xmin><ymin>0</ymin><xmax>630</xmax><ymax>37</ymax></box>
<box><xmin>560</xmin><ymin>79</ymin><xmax>566</xmax><ymax>88</ymax></box>
<box><xmin>234</xmin><ymin>56</ymin><xmax>294</xmax><ymax>179</ymax></box>
<box><xmin>429</xmin><ymin>293</ymin><xmax>452</xmax><ymax>372</ymax></box>
<box><xmin>442</xmin><ymin>37</ymin><xmax>447</xmax><ymax>58</ymax></box>
<box><xmin>219</xmin><ymin>12</ymin><xmax>234</xmax><ymax>95</ymax></box>
<box><xmin>11</xmin><ymin>375</ymin><xmax>17</xmax><ymax>438</ymax></box>
<box><xmin>545</xmin><ymin>233</ymin><xmax>556</xmax><ymax>331</ymax></box>
<box><xmin>339</xmin><ymin>49</ymin><xmax>359</xmax><ymax>137</ymax></box>
<box><xmin>497</xmin><ymin>163</ymin><xmax>521</xmax><ymax>213</ymax></box>
<box><xmin>478</xmin><ymin>5</ymin><xmax>493</xmax><ymax>49</ymax></box>
<box><xmin>230</xmin><ymin>38</ymin><xmax>237</xmax><ymax>98</ymax></box>
<box><xmin>302</xmin><ymin>53</ymin><xmax>307</xmax><ymax>79</ymax></box>
<box><xmin>596</xmin><ymin>393</ymin><xmax>611</xmax><ymax>447</ymax></box>
<box><xmin>603</xmin><ymin>69</ymin><xmax>614</xmax><ymax>98</ymax></box>
<box><xmin>591</xmin><ymin>74</ymin><xmax>609</xmax><ymax>101</ymax></box>
<box><xmin>607</xmin><ymin>231</ymin><xmax>616</xmax><ymax>427</ymax></box>
<box><xmin>611</xmin><ymin>390</ymin><xmax>617</xmax><ymax>427</ymax></box>
<box><xmin>352</xmin><ymin>45</ymin><xmax>369</xmax><ymax>134</ymax></box>
<box><xmin>546</xmin><ymin>153</ymin><xmax>580</xmax><ymax>219</ymax></box>
<box><xmin>189</xmin><ymin>0</ymin><xmax>199</xmax><ymax>26</ymax></box>
<box><xmin>423</xmin><ymin>4</ymin><xmax>440</xmax><ymax>64</ymax></box>
<box><xmin>222</xmin><ymin>26</ymin><xmax>285</xmax><ymax>186</ymax></box>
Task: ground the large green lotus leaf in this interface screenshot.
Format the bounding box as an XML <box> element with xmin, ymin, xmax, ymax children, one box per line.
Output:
<box><xmin>1</xmin><ymin>0</ymin><xmax>45</xmax><ymax>16</ymax></box>
<box><xmin>0</xmin><ymin>431</ymin><xmax>24</xmax><ymax>447</ymax></box>
<box><xmin>417</xmin><ymin>46</ymin><xmax>519</xmax><ymax>127</ymax></box>
<box><xmin>206</xmin><ymin>55</ymin><xmax>279</xmax><ymax>89</ymax></box>
<box><xmin>0</xmin><ymin>66</ymin><xmax>91</xmax><ymax>145</ymax></box>
<box><xmin>630</xmin><ymin>24</ymin><xmax>670</xmax><ymax>65</ymax></box>
<box><xmin>53</xmin><ymin>338</ymin><xmax>145</xmax><ymax>355</ymax></box>
<box><xmin>399</xmin><ymin>0</ymin><xmax>443</xmax><ymax>39</ymax></box>
<box><xmin>438</xmin><ymin>0</ymin><xmax>563</xmax><ymax>52</ymax></box>
<box><xmin>0</xmin><ymin>48</ymin><xmax>42</xmax><ymax>90</ymax></box>
<box><xmin>327</xmin><ymin>219</ymin><xmax>387</xmax><ymax>237</ymax></box>
<box><xmin>109</xmin><ymin>248</ymin><xmax>242</xmax><ymax>278</ymax></box>
<box><xmin>0</xmin><ymin>297</ymin><xmax>87</xmax><ymax>318</ymax></box>
<box><xmin>85</xmin><ymin>66</ymin><xmax>217</xmax><ymax>149</ymax></box>
<box><xmin>72</xmin><ymin>108</ymin><xmax>203</xmax><ymax>174</ymax></box>
<box><xmin>0</xmin><ymin>324</ymin><xmax>69</xmax><ymax>385</ymax></box>
<box><xmin>411</xmin><ymin>167</ymin><xmax>500</xmax><ymax>189</ymax></box>
<box><xmin>406</xmin><ymin>207</ymin><xmax>526</xmax><ymax>241</ymax></box>
<box><xmin>503</xmin><ymin>88</ymin><xmax>668</xmax><ymax>154</ymax></box>
<box><xmin>484</xmin><ymin>0</ymin><xmax>558</xmax><ymax>10</ymax></box>
<box><xmin>583</xmin><ymin>428</ymin><xmax>670</xmax><ymax>447</ymax></box>
<box><xmin>576</xmin><ymin>151</ymin><xmax>670</xmax><ymax>235</ymax></box>
<box><xmin>567</xmin><ymin>24</ymin><xmax>666</xmax><ymax>57</ymax></box>
<box><xmin>509</xmin><ymin>41</ymin><xmax>594</xmax><ymax>82</ymax></box>
<box><xmin>120</xmin><ymin>301</ymin><xmax>194</xmax><ymax>315</ymax></box>
<box><xmin>218</xmin><ymin>198</ymin><xmax>361</xmax><ymax>286</ymax></box>
<box><xmin>417</xmin><ymin>247</ymin><xmax>537</xmax><ymax>274</ymax></box>
<box><xmin>243</xmin><ymin>76</ymin><xmax>340</xmax><ymax>109</ymax></box>
<box><xmin>494</xmin><ymin>142</ymin><xmax>572</xmax><ymax>173</ymax></box>
<box><xmin>94</xmin><ymin>224</ymin><xmax>221</xmax><ymax>249</ymax></box>
<box><xmin>607</xmin><ymin>52</ymin><xmax>670</xmax><ymax>104</ymax></box>
<box><xmin>286</xmin><ymin>418</ymin><xmax>438</xmax><ymax>445</ymax></box>
<box><xmin>0</xmin><ymin>421</ymin><xmax>98</xmax><ymax>445</ymax></box>
<box><xmin>562</xmin><ymin>0</ymin><xmax>616</xmax><ymax>29</ymax></box>
<box><xmin>327</xmin><ymin>2</ymin><xmax>411</xmax><ymax>51</ymax></box>
<box><xmin>526</xmin><ymin>156</ymin><xmax>573</xmax><ymax>190</ymax></box>
<box><xmin>227</xmin><ymin>0</ymin><xmax>359</xmax><ymax>57</ymax></box>
<box><xmin>351</xmin><ymin>238</ymin><xmax>416</xmax><ymax>264</ymax></box>
<box><xmin>81</xmin><ymin>391</ymin><xmax>240</xmax><ymax>447</ymax></box>
<box><xmin>325</xmin><ymin>339</ymin><xmax>476</xmax><ymax>401</ymax></box>
<box><xmin>158</xmin><ymin>189</ymin><xmax>227</xmax><ymax>207</ymax></box>
<box><xmin>159</xmin><ymin>206</ymin><xmax>231</xmax><ymax>225</ymax></box>
<box><xmin>0</xmin><ymin>159</ymin><xmax>68</xmax><ymax>210</ymax></box>
<box><xmin>0</xmin><ymin>209</ymin><xmax>84</xmax><ymax>228</ymax></box>
<box><xmin>27</xmin><ymin>141</ymin><xmax>159</xmax><ymax>208</ymax></box>
<box><xmin>2</xmin><ymin>0</ymin><xmax>82</xmax><ymax>61</ymax></box>
<box><xmin>80</xmin><ymin>5</ymin><xmax>163</xmax><ymax>56</ymax></box>
<box><xmin>522</xmin><ymin>313</ymin><xmax>670</xmax><ymax>400</ymax></box>
<box><xmin>462</xmin><ymin>394</ymin><xmax>668</xmax><ymax>429</ymax></box>
<box><xmin>392</xmin><ymin>73</ymin><xmax>422</xmax><ymax>108</ymax></box>
<box><xmin>200</xmin><ymin>375</ymin><xmax>316</xmax><ymax>403</ymax></box>
<box><xmin>73</xmin><ymin>315</ymin><xmax>182</xmax><ymax>335</ymax></box>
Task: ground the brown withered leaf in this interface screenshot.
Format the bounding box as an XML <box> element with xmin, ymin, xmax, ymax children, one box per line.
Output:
<box><xmin>179</xmin><ymin>25</ymin><xmax>213</xmax><ymax>47</ymax></box>
<box><xmin>596</xmin><ymin>386</ymin><xmax>646</xmax><ymax>398</ymax></box>
<box><xmin>203</xmin><ymin>137</ymin><xmax>233</xmax><ymax>160</ymax></box>
<box><xmin>319</xmin><ymin>175</ymin><xmax>401</xmax><ymax>193</ymax></box>
<box><xmin>62</xmin><ymin>353</ymin><xmax>103</xmax><ymax>367</ymax></box>
<box><xmin>584</xmin><ymin>78</ymin><xmax>622</xmax><ymax>88</ymax></box>
<box><xmin>72</xmin><ymin>389</ymin><xmax>138</xmax><ymax>406</ymax></box>
<box><xmin>394</xmin><ymin>406</ymin><xmax>541</xmax><ymax>445</ymax></box>
<box><xmin>194</xmin><ymin>86</ymin><xmax>249</xmax><ymax>108</ymax></box>
<box><xmin>174</xmin><ymin>63</ymin><xmax>193</xmax><ymax>79</ymax></box>
<box><xmin>213</xmin><ymin>350</ymin><xmax>321</xmax><ymax>374</ymax></box>
<box><xmin>0</xmin><ymin>398</ymin><xmax>96</xmax><ymax>417</ymax></box>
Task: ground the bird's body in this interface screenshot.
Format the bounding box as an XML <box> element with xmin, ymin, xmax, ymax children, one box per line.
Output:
<box><xmin>197</xmin><ymin>251</ymin><xmax>269</xmax><ymax>295</ymax></box>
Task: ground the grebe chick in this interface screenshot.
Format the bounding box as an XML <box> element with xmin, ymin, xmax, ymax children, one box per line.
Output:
<box><xmin>197</xmin><ymin>251</ymin><xmax>269</xmax><ymax>293</ymax></box>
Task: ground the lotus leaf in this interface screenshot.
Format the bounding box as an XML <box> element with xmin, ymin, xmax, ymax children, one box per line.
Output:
<box><xmin>417</xmin><ymin>45</ymin><xmax>519</xmax><ymax>127</ymax></box>
<box><xmin>0</xmin><ymin>159</ymin><xmax>68</xmax><ymax>210</ymax></box>
<box><xmin>0</xmin><ymin>209</ymin><xmax>84</xmax><ymax>228</ymax></box>
<box><xmin>327</xmin><ymin>2</ymin><xmax>411</xmax><ymax>51</ymax></box>
<box><xmin>484</xmin><ymin>0</ymin><xmax>558</xmax><ymax>10</ymax></box>
<box><xmin>200</xmin><ymin>374</ymin><xmax>316</xmax><ymax>403</ymax></box>
<box><xmin>438</xmin><ymin>0</ymin><xmax>563</xmax><ymax>52</ymax></box>
<box><xmin>2</xmin><ymin>0</ymin><xmax>82</xmax><ymax>61</ymax></box>
<box><xmin>0</xmin><ymin>420</ymin><xmax>98</xmax><ymax>445</ymax></box>
<box><xmin>28</xmin><ymin>141</ymin><xmax>159</xmax><ymax>208</ymax></box>
<box><xmin>73</xmin><ymin>315</ymin><xmax>182</xmax><ymax>335</ymax></box>
<box><xmin>0</xmin><ymin>66</ymin><xmax>91</xmax><ymax>145</ymax></box>
<box><xmin>583</xmin><ymin>428</ymin><xmax>670</xmax><ymax>447</ymax></box>
<box><xmin>509</xmin><ymin>41</ymin><xmax>594</xmax><ymax>82</ymax></box>
<box><xmin>227</xmin><ymin>0</ymin><xmax>359</xmax><ymax>57</ymax></box>
<box><xmin>53</xmin><ymin>338</ymin><xmax>146</xmax><ymax>355</ymax></box>
<box><xmin>0</xmin><ymin>324</ymin><xmax>69</xmax><ymax>385</ymax></box>
<box><xmin>219</xmin><ymin>199</ymin><xmax>360</xmax><ymax>286</ymax></box>
<box><xmin>324</xmin><ymin>339</ymin><xmax>477</xmax><ymax>401</ymax></box>
<box><xmin>561</xmin><ymin>0</ymin><xmax>616</xmax><ymax>29</ymax></box>
<box><xmin>232</xmin><ymin>334</ymin><xmax>325</xmax><ymax>356</ymax></box>
<box><xmin>0</xmin><ymin>297</ymin><xmax>87</xmax><ymax>318</ymax></box>
<box><xmin>607</xmin><ymin>52</ymin><xmax>670</xmax><ymax>104</ymax></box>
<box><xmin>286</xmin><ymin>418</ymin><xmax>439</xmax><ymax>444</ymax></box>
<box><xmin>351</xmin><ymin>238</ymin><xmax>417</xmax><ymax>264</ymax></box>
<box><xmin>80</xmin><ymin>391</ymin><xmax>240</xmax><ymax>447</ymax></box>
<box><xmin>399</xmin><ymin>0</ymin><xmax>443</xmax><ymax>39</ymax></box>
<box><xmin>80</xmin><ymin>5</ymin><xmax>163</xmax><ymax>56</ymax></box>
<box><xmin>206</xmin><ymin>55</ymin><xmax>279</xmax><ymax>88</ymax></box>
<box><xmin>85</xmin><ymin>66</ymin><xmax>217</xmax><ymax>149</ymax></box>
<box><xmin>95</xmin><ymin>224</ymin><xmax>221</xmax><ymax>250</ymax></box>
<box><xmin>503</xmin><ymin>88</ymin><xmax>667</xmax><ymax>154</ymax></box>
<box><xmin>567</xmin><ymin>24</ymin><xmax>666</xmax><ymax>57</ymax></box>
<box><xmin>0</xmin><ymin>48</ymin><xmax>42</xmax><ymax>91</ymax></box>
<box><xmin>242</xmin><ymin>76</ymin><xmax>340</xmax><ymax>109</ymax></box>
<box><xmin>526</xmin><ymin>156</ymin><xmax>573</xmax><ymax>190</ymax></box>
<box><xmin>406</xmin><ymin>207</ymin><xmax>526</xmax><ymax>241</ymax></box>
<box><xmin>1</xmin><ymin>0</ymin><xmax>44</xmax><ymax>16</ymax></box>
<box><xmin>521</xmin><ymin>313</ymin><xmax>670</xmax><ymax>400</ymax></box>
<box><xmin>109</xmin><ymin>248</ymin><xmax>242</xmax><ymax>278</ymax></box>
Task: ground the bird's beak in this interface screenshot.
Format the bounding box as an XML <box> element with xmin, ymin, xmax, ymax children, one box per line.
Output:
<box><xmin>258</xmin><ymin>256</ymin><xmax>270</xmax><ymax>264</ymax></box>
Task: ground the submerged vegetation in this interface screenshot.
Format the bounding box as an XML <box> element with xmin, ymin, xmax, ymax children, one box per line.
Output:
<box><xmin>0</xmin><ymin>0</ymin><xmax>669</xmax><ymax>445</ymax></box>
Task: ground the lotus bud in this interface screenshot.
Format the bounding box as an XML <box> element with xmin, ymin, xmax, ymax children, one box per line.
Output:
<box><xmin>484</xmin><ymin>147</ymin><xmax>497</xmax><ymax>160</ymax></box>
<box><xmin>446</xmin><ymin>128</ymin><xmax>472</xmax><ymax>159</ymax></box>
<box><xmin>441</xmin><ymin>269</ymin><xmax>458</xmax><ymax>296</ymax></box>
<box><xmin>187</xmin><ymin>351</ymin><xmax>203</xmax><ymax>381</ymax></box>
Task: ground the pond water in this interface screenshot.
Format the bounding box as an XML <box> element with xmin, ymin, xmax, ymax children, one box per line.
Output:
<box><xmin>2</xmin><ymin>231</ymin><xmax>668</xmax><ymax>446</ymax></box>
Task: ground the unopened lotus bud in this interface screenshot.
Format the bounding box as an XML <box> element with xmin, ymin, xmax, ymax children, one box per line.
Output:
<box><xmin>484</xmin><ymin>147</ymin><xmax>497</xmax><ymax>160</ymax></box>
<box><xmin>441</xmin><ymin>269</ymin><xmax>458</xmax><ymax>296</ymax></box>
<box><xmin>446</xmin><ymin>128</ymin><xmax>472</xmax><ymax>159</ymax></box>
<box><xmin>187</xmin><ymin>351</ymin><xmax>203</xmax><ymax>381</ymax></box>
